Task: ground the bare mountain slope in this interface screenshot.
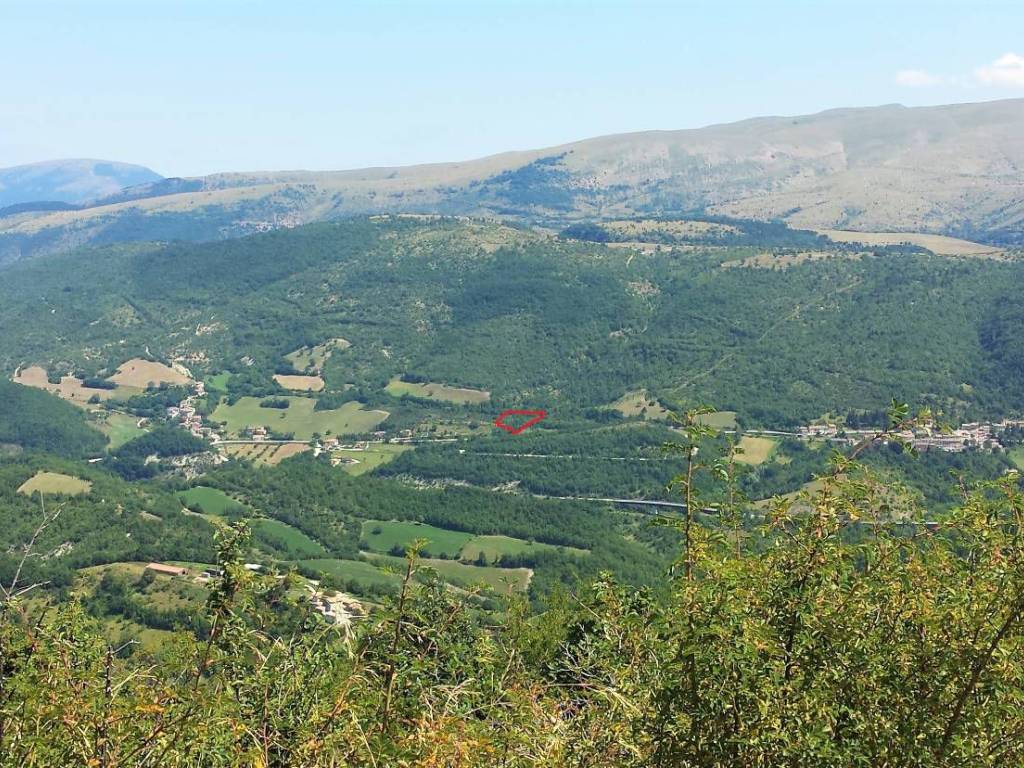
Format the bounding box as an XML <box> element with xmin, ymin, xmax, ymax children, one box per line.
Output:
<box><xmin>1</xmin><ymin>99</ymin><xmax>1021</xmax><ymax>262</ymax></box>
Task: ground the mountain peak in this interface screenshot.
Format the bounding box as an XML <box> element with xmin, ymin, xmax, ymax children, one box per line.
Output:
<box><xmin>0</xmin><ymin>159</ymin><xmax>162</xmax><ymax>207</ymax></box>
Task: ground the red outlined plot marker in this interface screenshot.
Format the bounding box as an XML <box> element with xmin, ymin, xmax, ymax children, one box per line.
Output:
<box><xmin>494</xmin><ymin>409</ymin><xmax>547</xmax><ymax>435</ymax></box>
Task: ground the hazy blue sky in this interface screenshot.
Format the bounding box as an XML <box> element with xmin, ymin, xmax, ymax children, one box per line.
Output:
<box><xmin>3</xmin><ymin>0</ymin><xmax>1023</xmax><ymax>176</ymax></box>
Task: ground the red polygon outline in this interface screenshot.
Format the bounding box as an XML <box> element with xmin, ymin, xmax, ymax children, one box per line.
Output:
<box><xmin>493</xmin><ymin>409</ymin><xmax>547</xmax><ymax>435</ymax></box>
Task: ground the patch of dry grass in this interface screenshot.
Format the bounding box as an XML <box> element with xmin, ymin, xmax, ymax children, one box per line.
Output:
<box><xmin>608</xmin><ymin>390</ymin><xmax>670</xmax><ymax>420</ymax></box>
<box><xmin>13</xmin><ymin>366</ymin><xmax>129</xmax><ymax>406</ymax></box>
<box><xmin>273</xmin><ymin>374</ymin><xmax>325</xmax><ymax>392</ymax></box>
<box><xmin>817</xmin><ymin>229</ymin><xmax>1004</xmax><ymax>257</ymax></box>
<box><xmin>18</xmin><ymin>471</ymin><xmax>92</xmax><ymax>496</ymax></box>
<box><xmin>107</xmin><ymin>358</ymin><xmax>191</xmax><ymax>388</ymax></box>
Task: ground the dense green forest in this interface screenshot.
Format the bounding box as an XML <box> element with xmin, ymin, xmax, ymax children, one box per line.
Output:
<box><xmin>0</xmin><ymin>380</ymin><xmax>106</xmax><ymax>458</ymax></box>
<box><xmin>1</xmin><ymin>217</ymin><xmax>1023</xmax><ymax>427</ymax></box>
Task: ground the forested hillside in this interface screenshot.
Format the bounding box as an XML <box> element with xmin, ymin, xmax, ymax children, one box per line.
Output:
<box><xmin>1</xmin><ymin>215</ymin><xmax>1023</xmax><ymax>766</ymax></box>
<box><xmin>1</xmin><ymin>216</ymin><xmax>1023</xmax><ymax>427</ymax></box>
<box><xmin>0</xmin><ymin>380</ymin><xmax>107</xmax><ymax>458</ymax></box>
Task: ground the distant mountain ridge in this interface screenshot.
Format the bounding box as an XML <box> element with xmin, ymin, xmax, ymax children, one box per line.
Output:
<box><xmin>1</xmin><ymin>99</ymin><xmax>1022</xmax><ymax>262</ymax></box>
<box><xmin>0</xmin><ymin>159</ymin><xmax>162</xmax><ymax>208</ymax></box>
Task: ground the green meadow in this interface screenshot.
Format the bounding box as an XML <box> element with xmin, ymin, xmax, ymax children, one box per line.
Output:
<box><xmin>1010</xmin><ymin>446</ymin><xmax>1024</xmax><ymax>471</ymax></box>
<box><xmin>367</xmin><ymin>554</ymin><xmax>532</xmax><ymax>592</ymax></box>
<box><xmin>360</xmin><ymin>520</ymin><xmax>474</xmax><ymax>558</ymax></box>
<box><xmin>212</xmin><ymin>396</ymin><xmax>388</xmax><ymax>440</ymax></box>
<box><xmin>460</xmin><ymin>534</ymin><xmax>588</xmax><ymax>563</ymax></box>
<box><xmin>333</xmin><ymin>444</ymin><xmax>411</xmax><ymax>475</ymax></box>
<box><xmin>735</xmin><ymin>435</ymin><xmax>779</xmax><ymax>465</ymax></box>
<box><xmin>251</xmin><ymin>519</ymin><xmax>327</xmax><ymax>558</ymax></box>
<box><xmin>296</xmin><ymin>558</ymin><xmax>401</xmax><ymax>591</ymax></box>
<box><xmin>178</xmin><ymin>486</ymin><xmax>243</xmax><ymax>516</ymax></box>
<box><xmin>385</xmin><ymin>378</ymin><xmax>490</xmax><ymax>404</ymax></box>
<box><xmin>95</xmin><ymin>411</ymin><xmax>148</xmax><ymax>450</ymax></box>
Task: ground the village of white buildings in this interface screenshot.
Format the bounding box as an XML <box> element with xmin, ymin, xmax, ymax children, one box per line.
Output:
<box><xmin>791</xmin><ymin>418</ymin><xmax>1024</xmax><ymax>453</ymax></box>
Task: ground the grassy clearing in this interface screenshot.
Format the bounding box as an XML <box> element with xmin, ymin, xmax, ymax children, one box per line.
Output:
<box><xmin>697</xmin><ymin>411</ymin><xmax>738</xmax><ymax>429</ymax></box>
<box><xmin>95</xmin><ymin>411</ymin><xmax>147</xmax><ymax>450</ymax></box>
<box><xmin>178</xmin><ymin>486</ymin><xmax>243</xmax><ymax>516</ymax></box>
<box><xmin>368</xmin><ymin>554</ymin><xmax>531</xmax><ymax>592</ymax></box>
<box><xmin>735</xmin><ymin>435</ymin><xmax>779</xmax><ymax>466</ymax></box>
<box><xmin>212</xmin><ymin>396</ymin><xmax>388</xmax><ymax>440</ymax></box>
<box><xmin>608</xmin><ymin>390</ymin><xmax>669</xmax><ymax>420</ymax></box>
<box><xmin>107</xmin><ymin>358</ymin><xmax>191</xmax><ymax>388</ymax></box>
<box><xmin>332</xmin><ymin>444</ymin><xmax>411</xmax><ymax>475</ymax></box>
<box><xmin>361</xmin><ymin>520</ymin><xmax>474</xmax><ymax>558</ymax></box>
<box><xmin>18</xmin><ymin>471</ymin><xmax>92</xmax><ymax>497</ymax></box>
<box><xmin>296</xmin><ymin>558</ymin><xmax>400</xmax><ymax>591</ymax></box>
<box><xmin>251</xmin><ymin>519</ymin><xmax>327</xmax><ymax>558</ymax></box>
<box><xmin>385</xmin><ymin>378</ymin><xmax>490</xmax><ymax>404</ymax></box>
<box><xmin>285</xmin><ymin>338</ymin><xmax>351</xmax><ymax>373</ymax></box>
<box><xmin>1010</xmin><ymin>447</ymin><xmax>1024</xmax><ymax>471</ymax></box>
<box><xmin>460</xmin><ymin>534</ymin><xmax>588</xmax><ymax>563</ymax></box>
<box><xmin>273</xmin><ymin>374</ymin><xmax>325</xmax><ymax>392</ymax></box>
<box><xmin>205</xmin><ymin>373</ymin><xmax>232</xmax><ymax>392</ymax></box>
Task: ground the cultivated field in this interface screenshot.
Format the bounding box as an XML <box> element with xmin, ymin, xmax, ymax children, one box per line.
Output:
<box><xmin>361</xmin><ymin>520</ymin><xmax>473</xmax><ymax>558</ymax></box>
<box><xmin>817</xmin><ymin>229</ymin><xmax>1004</xmax><ymax>257</ymax></box>
<box><xmin>735</xmin><ymin>435</ymin><xmax>779</xmax><ymax>466</ymax></box>
<box><xmin>221</xmin><ymin>442</ymin><xmax>311</xmax><ymax>466</ymax></box>
<box><xmin>273</xmin><ymin>374</ymin><xmax>325</xmax><ymax>392</ymax></box>
<box><xmin>385</xmin><ymin>377</ymin><xmax>490</xmax><ymax>404</ymax></box>
<box><xmin>18</xmin><ymin>471</ymin><xmax>92</xmax><ymax>497</ymax></box>
<box><xmin>212</xmin><ymin>396</ymin><xmax>388</xmax><ymax>440</ymax></box>
<box><xmin>609</xmin><ymin>390</ymin><xmax>669</xmax><ymax>420</ymax></box>
<box><xmin>107</xmin><ymin>358</ymin><xmax>191</xmax><ymax>388</ymax></box>
<box><xmin>285</xmin><ymin>338</ymin><xmax>351</xmax><ymax>373</ymax></box>
<box><xmin>14</xmin><ymin>366</ymin><xmax>129</xmax><ymax>405</ymax></box>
